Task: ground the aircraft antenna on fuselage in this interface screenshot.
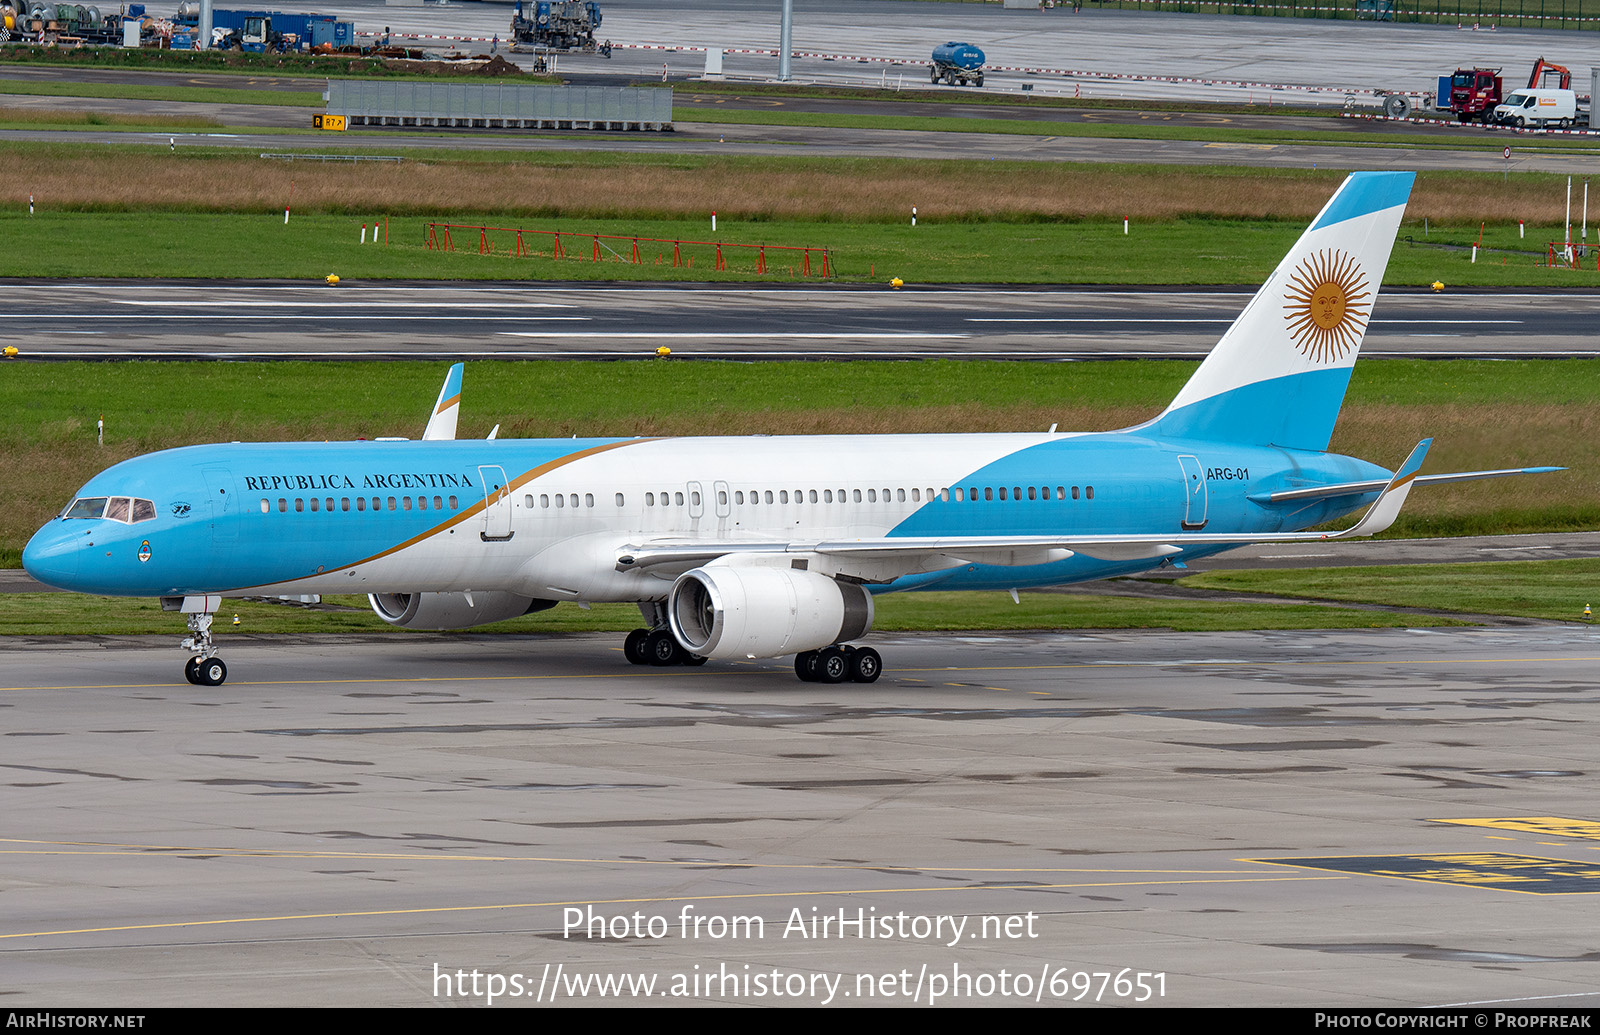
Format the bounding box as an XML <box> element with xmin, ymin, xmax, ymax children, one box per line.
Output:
<box><xmin>422</xmin><ymin>363</ymin><xmax>464</xmax><ymax>441</ymax></box>
<box><xmin>1142</xmin><ymin>171</ymin><xmax>1414</xmax><ymax>453</ymax></box>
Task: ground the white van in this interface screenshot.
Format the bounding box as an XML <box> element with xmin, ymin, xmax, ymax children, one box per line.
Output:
<box><xmin>1493</xmin><ymin>89</ymin><xmax>1578</xmax><ymax>128</ymax></box>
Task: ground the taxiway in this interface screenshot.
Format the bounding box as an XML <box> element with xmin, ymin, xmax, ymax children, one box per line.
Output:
<box><xmin>4</xmin><ymin>627</ymin><xmax>1600</xmax><ymax>1006</ymax></box>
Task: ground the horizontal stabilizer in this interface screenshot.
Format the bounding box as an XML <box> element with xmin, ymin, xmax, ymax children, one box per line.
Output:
<box><xmin>1249</xmin><ymin>465</ymin><xmax>1565</xmax><ymax>505</ymax></box>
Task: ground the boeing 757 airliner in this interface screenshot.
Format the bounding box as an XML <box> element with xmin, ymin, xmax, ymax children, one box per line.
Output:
<box><xmin>23</xmin><ymin>171</ymin><xmax>1560</xmax><ymax>686</ymax></box>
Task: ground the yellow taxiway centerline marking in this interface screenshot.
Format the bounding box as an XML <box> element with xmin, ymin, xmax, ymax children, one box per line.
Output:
<box><xmin>0</xmin><ymin>837</ymin><xmax>1276</xmax><ymax>874</ymax></box>
<box><xmin>6</xmin><ymin>654</ymin><xmax>1600</xmax><ymax>693</ymax></box>
<box><xmin>1</xmin><ymin>875</ymin><xmax>1349</xmax><ymax>941</ymax></box>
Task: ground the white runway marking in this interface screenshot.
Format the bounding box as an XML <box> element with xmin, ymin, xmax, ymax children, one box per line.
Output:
<box><xmin>500</xmin><ymin>332</ymin><xmax>971</xmax><ymax>339</ymax></box>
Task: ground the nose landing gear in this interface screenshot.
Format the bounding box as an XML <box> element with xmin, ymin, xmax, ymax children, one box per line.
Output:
<box><xmin>166</xmin><ymin>595</ymin><xmax>229</xmax><ymax>686</ymax></box>
<box><xmin>184</xmin><ymin>653</ymin><xmax>228</xmax><ymax>687</ymax></box>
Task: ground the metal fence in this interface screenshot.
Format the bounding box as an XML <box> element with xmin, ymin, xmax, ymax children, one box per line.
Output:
<box><xmin>1078</xmin><ymin>0</ymin><xmax>1600</xmax><ymax>28</ymax></box>
<box><xmin>325</xmin><ymin>81</ymin><xmax>673</xmax><ymax>131</ymax></box>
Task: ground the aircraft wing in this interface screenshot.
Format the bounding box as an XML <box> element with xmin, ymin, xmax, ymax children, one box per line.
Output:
<box><xmin>619</xmin><ymin>440</ymin><xmax>1435</xmax><ymax>576</ymax></box>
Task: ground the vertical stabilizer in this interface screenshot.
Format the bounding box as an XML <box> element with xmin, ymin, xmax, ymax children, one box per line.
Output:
<box><xmin>422</xmin><ymin>363</ymin><xmax>464</xmax><ymax>441</ymax></box>
<box><xmin>1144</xmin><ymin>171</ymin><xmax>1414</xmax><ymax>452</ymax></box>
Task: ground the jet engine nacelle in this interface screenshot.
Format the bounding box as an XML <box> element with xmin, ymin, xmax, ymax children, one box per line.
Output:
<box><xmin>667</xmin><ymin>563</ymin><xmax>874</xmax><ymax>660</ymax></box>
<box><xmin>368</xmin><ymin>591</ymin><xmax>554</xmax><ymax>630</ymax></box>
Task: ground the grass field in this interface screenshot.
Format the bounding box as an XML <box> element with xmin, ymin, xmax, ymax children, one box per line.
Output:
<box><xmin>18</xmin><ymin>557</ymin><xmax>1595</xmax><ymax>637</ymax></box>
<box><xmin>0</xmin><ymin>78</ymin><xmax>322</xmax><ymax>107</ymax></box>
<box><xmin>0</xmin><ymin>588</ymin><xmax>1468</xmax><ymax>637</ymax></box>
<box><xmin>0</xmin><ymin>106</ymin><xmax>224</xmax><ymax>130</ymax></box>
<box><xmin>2</xmin><ymin>358</ymin><xmax>1593</xmax><ymax>568</ymax></box>
<box><xmin>1</xmin><ymin>152</ymin><xmax>1597</xmax><ymax>285</ymax></box>
<box><xmin>0</xmin><ymin>208</ymin><xmax>1595</xmax><ymax>287</ymax></box>
<box><xmin>6</xmin><ymin>149</ymin><xmax>1598</xmax><ymax>225</ymax></box>
<box><xmin>1188</xmin><ymin>559</ymin><xmax>1600</xmax><ymax>622</ymax></box>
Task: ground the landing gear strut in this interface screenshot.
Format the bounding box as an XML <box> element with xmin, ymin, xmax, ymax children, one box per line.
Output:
<box><xmin>181</xmin><ymin>611</ymin><xmax>228</xmax><ymax>686</ymax></box>
<box><xmin>168</xmin><ymin>595</ymin><xmax>228</xmax><ymax>686</ymax></box>
<box><xmin>795</xmin><ymin>645</ymin><xmax>880</xmax><ymax>684</ymax></box>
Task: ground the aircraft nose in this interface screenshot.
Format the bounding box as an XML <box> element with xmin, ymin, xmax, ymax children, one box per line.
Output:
<box><xmin>22</xmin><ymin>523</ymin><xmax>80</xmax><ymax>589</ymax></box>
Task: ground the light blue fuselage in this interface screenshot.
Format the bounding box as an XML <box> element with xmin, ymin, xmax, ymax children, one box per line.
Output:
<box><xmin>23</xmin><ymin>431</ymin><xmax>1389</xmax><ymax>602</ymax></box>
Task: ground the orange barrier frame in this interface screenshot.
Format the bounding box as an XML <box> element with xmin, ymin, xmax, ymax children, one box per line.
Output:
<box><xmin>1546</xmin><ymin>242</ymin><xmax>1599</xmax><ymax>270</ymax></box>
<box><xmin>425</xmin><ymin>222</ymin><xmax>832</xmax><ymax>278</ymax></box>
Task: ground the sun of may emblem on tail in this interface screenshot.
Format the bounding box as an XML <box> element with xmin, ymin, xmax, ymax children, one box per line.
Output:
<box><xmin>1282</xmin><ymin>249</ymin><xmax>1371</xmax><ymax>363</ymax></box>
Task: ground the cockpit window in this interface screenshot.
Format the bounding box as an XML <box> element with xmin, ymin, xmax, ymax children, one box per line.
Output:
<box><xmin>60</xmin><ymin>496</ymin><xmax>156</xmax><ymax>522</ymax></box>
<box><xmin>63</xmin><ymin>497</ymin><xmax>108</xmax><ymax>519</ymax></box>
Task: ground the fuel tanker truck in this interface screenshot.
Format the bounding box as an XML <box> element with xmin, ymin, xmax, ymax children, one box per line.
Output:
<box><xmin>930</xmin><ymin>41</ymin><xmax>984</xmax><ymax>87</ymax></box>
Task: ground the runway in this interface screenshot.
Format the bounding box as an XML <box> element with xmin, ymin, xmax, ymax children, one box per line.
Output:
<box><xmin>4</xmin><ymin>627</ymin><xmax>1600</xmax><ymax>1006</ymax></box>
<box><xmin>7</xmin><ymin>282</ymin><xmax>1600</xmax><ymax>360</ymax></box>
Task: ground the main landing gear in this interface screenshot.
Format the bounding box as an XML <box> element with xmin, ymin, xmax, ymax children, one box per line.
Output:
<box><xmin>619</xmin><ymin>627</ymin><xmax>881</xmax><ymax>682</ymax></box>
<box><xmin>623</xmin><ymin>627</ymin><xmax>709</xmax><ymax>667</ymax></box>
<box><xmin>794</xmin><ymin>645</ymin><xmax>881</xmax><ymax>684</ymax></box>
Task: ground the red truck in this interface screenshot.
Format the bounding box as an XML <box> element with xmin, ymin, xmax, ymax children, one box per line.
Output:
<box><xmin>1445</xmin><ymin>67</ymin><xmax>1504</xmax><ymax>123</ymax></box>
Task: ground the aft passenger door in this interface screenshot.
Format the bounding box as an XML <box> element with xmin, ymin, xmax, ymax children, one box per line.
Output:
<box><xmin>1177</xmin><ymin>454</ymin><xmax>1208</xmax><ymax>530</ymax></box>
